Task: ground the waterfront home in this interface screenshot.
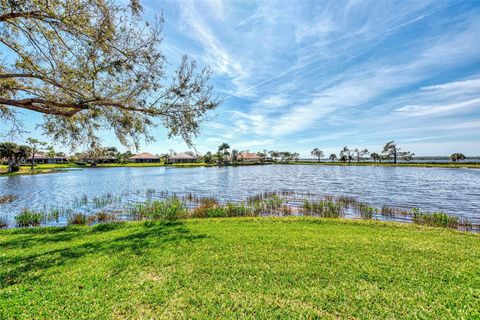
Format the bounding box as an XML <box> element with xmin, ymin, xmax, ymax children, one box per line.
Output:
<box><xmin>24</xmin><ymin>153</ymin><xmax>68</xmax><ymax>164</ymax></box>
<box><xmin>238</xmin><ymin>153</ymin><xmax>261</xmax><ymax>163</ymax></box>
<box><xmin>167</xmin><ymin>152</ymin><xmax>197</xmax><ymax>164</ymax></box>
<box><xmin>94</xmin><ymin>156</ymin><xmax>118</xmax><ymax>164</ymax></box>
<box><xmin>129</xmin><ymin>152</ymin><xmax>161</xmax><ymax>163</ymax></box>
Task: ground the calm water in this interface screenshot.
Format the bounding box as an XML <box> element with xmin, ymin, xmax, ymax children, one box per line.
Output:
<box><xmin>1</xmin><ymin>165</ymin><xmax>479</xmax><ymax>223</ymax></box>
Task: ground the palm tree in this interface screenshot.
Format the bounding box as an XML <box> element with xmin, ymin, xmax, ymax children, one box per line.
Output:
<box><xmin>450</xmin><ymin>153</ymin><xmax>466</xmax><ymax>163</ymax></box>
<box><xmin>370</xmin><ymin>152</ymin><xmax>380</xmax><ymax>163</ymax></box>
<box><xmin>341</xmin><ymin>146</ymin><xmax>351</xmax><ymax>163</ymax></box>
<box><xmin>26</xmin><ymin>138</ymin><xmax>47</xmax><ymax>170</ymax></box>
<box><xmin>311</xmin><ymin>148</ymin><xmax>323</xmax><ymax>162</ymax></box>
<box><xmin>218</xmin><ymin>143</ymin><xmax>230</xmax><ymax>165</ymax></box>
<box><xmin>329</xmin><ymin>154</ymin><xmax>337</xmax><ymax>162</ymax></box>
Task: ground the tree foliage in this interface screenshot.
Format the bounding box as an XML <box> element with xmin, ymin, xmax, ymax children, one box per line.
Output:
<box><xmin>450</xmin><ymin>153</ymin><xmax>466</xmax><ymax>163</ymax></box>
<box><xmin>0</xmin><ymin>0</ymin><xmax>219</xmax><ymax>148</ymax></box>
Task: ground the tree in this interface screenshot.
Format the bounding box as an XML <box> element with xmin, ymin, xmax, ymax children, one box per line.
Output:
<box><xmin>0</xmin><ymin>142</ymin><xmax>18</xmax><ymax>172</ymax></box>
<box><xmin>46</xmin><ymin>146</ymin><xmax>56</xmax><ymax>158</ymax></box>
<box><xmin>292</xmin><ymin>152</ymin><xmax>300</xmax><ymax>162</ymax></box>
<box><xmin>203</xmin><ymin>151</ymin><xmax>213</xmax><ymax>164</ymax></box>
<box><xmin>218</xmin><ymin>143</ymin><xmax>230</xmax><ymax>165</ymax></box>
<box><xmin>15</xmin><ymin>145</ymin><xmax>30</xmax><ymax>167</ymax></box>
<box><xmin>329</xmin><ymin>154</ymin><xmax>337</xmax><ymax>162</ymax></box>
<box><xmin>354</xmin><ymin>148</ymin><xmax>368</xmax><ymax>162</ymax></box>
<box><xmin>231</xmin><ymin>149</ymin><xmax>239</xmax><ymax>164</ymax></box>
<box><xmin>256</xmin><ymin>151</ymin><xmax>266</xmax><ymax>163</ymax></box>
<box><xmin>370</xmin><ymin>152</ymin><xmax>380</xmax><ymax>163</ymax></box>
<box><xmin>340</xmin><ymin>146</ymin><xmax>352</xmax><ymax>163</ymax></box>
<box><xmin>310</xmin><ymin>148</ymin><xmax>323</xmax><ymax>162</ymax></box>
<box><xmin>339</xmin><ymin>154</ymin><xmax>348</xmax><ymax>163</ymax></box>
<box><xmin>383</xmin><ymin>141</ymin><xmax>413</xmax><ymax>164</ymax></box>
<box><xmin>450</xmin><ymin>153</ymin><xmax>466</xmax><ymax>163</ymax></box>
<box><xmin>382</xmin><ymin>141</ymin><xmax>398</xmax><ymax>163</ymax></box>
<box><xmin>268</xmin><ymin>151</ymin><xmax>279</xmax><ymax>163</ymax></box>
<box><xmin>0</xmin><ymin>1</ymin><xmax>219</xmax><ymax>149</ymax></box>
<box><xmin>26</xmin><ymin>137</ymin><xmax>47</xmax><ymax>170</ymax></box>
<box><xmin>399</xmin><ymin>151</ymin><xmax>415</xmax><ymax>161</ymax></box>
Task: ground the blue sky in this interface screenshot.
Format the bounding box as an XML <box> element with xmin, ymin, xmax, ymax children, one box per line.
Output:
<box><xmin>8</xmin><ymin>0</ymin><xmax>480</xmax><ymax>156</ymax></box>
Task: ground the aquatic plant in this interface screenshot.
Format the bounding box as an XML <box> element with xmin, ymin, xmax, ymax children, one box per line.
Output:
<box><xmin>0</xmin><ymin>195</ymin><xmax>18</xmax><ymax>205</ymax></box>
<box><xmin>68</xmin><ymin>213</ymin><xmax>88</xmax><ymax>225</ymax></box>
<box><xmin>131</xmin><ymin>197</ymin><xmax>187</xmax><ymax>221</ymax></box>
<box><xmin>224</xmin><ymin>202</ymin><xmax>254</xmax><ymax>217</ymax></box>
<box><xmin>303</xmin><ymin>200</ymin><xmax>344</xmax><ymax>218</ymax></box>
<box><xmin>0</xmin><ymin>216</ymin><xmax>8</xmax><ymax>229</ymax></box>
<box><xmin>15</xmin><ymin>209</ymin><xmax>44</xmax><ymax>227</ymax></box>
<box><xmin>411</xmin><ymin>208</ymin><xmax>459</xmax><ymax>229</ymax></box>
<box><xmin>358</xmin><ymin>203</ymin><xmax>376</xmax><ymax>219</ymax></box>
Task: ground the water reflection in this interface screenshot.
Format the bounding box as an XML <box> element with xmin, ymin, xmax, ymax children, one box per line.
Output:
<box><xmin>1</xmin><ymin>165</ymin><xmax>479</xmax><ymax>222</ymax></box>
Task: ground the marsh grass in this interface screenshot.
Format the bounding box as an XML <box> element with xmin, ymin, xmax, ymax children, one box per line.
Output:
<box><xmin>15</xmin><ymin>209</ymin><xmax>44</xmax><ymax>227</ymax></box>
<box><xmin>303</xmin><ymin>200</ymin><xmax>344</xmax><ymax>218</ymax></box>
<box><xmin>411</xmin><ymin>208</ymin><xmax>460</xmax><ymax>228</ymax></box>
<box><xmin>0</xmin><ymin>216</ymin><xmax>7</xmax><ymax>229</ymax></box>
<box><xmin>130</xmin><ymin>197</ymin><xmax>187</xmax><ymax>221</ymax></box>
<box><xmin>68</xmin><ymin>213</ymin><xmax>87</xmax><ymax>225</ymax></box>
<box><xmin>7</xmin><ymin>189</ymin><xmax>479</xmax><ymax>231</ymax></box>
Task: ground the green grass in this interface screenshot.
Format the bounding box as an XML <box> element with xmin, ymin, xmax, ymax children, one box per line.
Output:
<box><xmin>289</xmin><ymin>161</ymin><xmax>480</xmax><ymax>168</ymax></box>
<box><xmin>0</xmin><ymin>217</ymin><xmax>478</xmax><ymax>319</ymax></box>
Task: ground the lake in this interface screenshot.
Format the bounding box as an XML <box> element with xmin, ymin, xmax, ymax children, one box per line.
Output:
<box><xmin>1</xmin><ymin>164</ymin><xmax>479</xmax><ymax>224</ymax></box>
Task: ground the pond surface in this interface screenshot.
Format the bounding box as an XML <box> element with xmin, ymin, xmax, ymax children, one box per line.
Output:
<box><xmin>1</xmin><ymin>164</ymin><xmax>479</xmax><ymax>223</ymax></box>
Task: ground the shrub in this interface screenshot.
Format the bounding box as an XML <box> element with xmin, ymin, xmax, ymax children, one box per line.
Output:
<box><xmin>15</xmin><ymin>209</ymin><xmax>44</xmax><ymax>227</ymax></box>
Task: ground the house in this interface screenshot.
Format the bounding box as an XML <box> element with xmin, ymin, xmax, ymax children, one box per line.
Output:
<box><xmin>238</xmin><ymin>153</ymin><xmax>261</xmax><ymax>163</ymax></box>
<box><xmin>167</xmin><ymin>153</ymin><xmax>197</xmax><ymax>164</ymax></box>
<box><xmin>129</xmin><ymin>152</ymin><xmax>161</xmax><ymax>163</ymax></box>
<box><xmin>95</xmin><ymin>156</ymin><xmax>118</xmax><ymax>164</ymax></box>
<box><xmin>24</xmin><ymin>153</ymin><xmax>68</xmax><ymax>164</ymax></box>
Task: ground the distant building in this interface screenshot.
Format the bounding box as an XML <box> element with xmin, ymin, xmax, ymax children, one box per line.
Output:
<box><xmin>129</xmin><ymin>152</ymin><xmax>161</xmax><ymax>163</ymax></box>
<box><xmin>95</xmin><ymin>156</ymin><xmax>118</xmax><ymax>164</ymax></box>
<box><xmin>238</xmin><ymin>153</ymin><xmax>261</xmax><ymax>163</ymax></box>
<box><xmin>24</xmin><ymin>153</ymin><xmax>68</xmax><ymax>164</ymax></box>
<box><xmin>167</xmin><ymin>153</ymin><xmax>197</xmax><ymax>164</ymax></box>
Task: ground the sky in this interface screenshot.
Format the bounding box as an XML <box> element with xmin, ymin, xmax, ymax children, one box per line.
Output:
<box><xmin>5</xmin><ymin>0</ymin><xmax>480</xmax><ymax>157</ymax></box>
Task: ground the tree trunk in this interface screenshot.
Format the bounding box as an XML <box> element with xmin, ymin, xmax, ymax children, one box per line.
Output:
<box><xmin>31</xmin><ymin>151</ymin><xmax>35</xmax><ymax>170</ymax></box>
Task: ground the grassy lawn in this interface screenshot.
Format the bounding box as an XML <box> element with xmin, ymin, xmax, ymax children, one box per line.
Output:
<box><xmin>290</xmin><ymin>161</ymin><xmax>480</xmax><ymax>169</ymax></box>
<box><xmin>0</xmin><ymin>218</ymin><xmax>478</xmax><ymax>319</ymax></box>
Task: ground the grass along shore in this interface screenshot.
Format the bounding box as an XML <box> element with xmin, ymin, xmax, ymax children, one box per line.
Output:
<box><xmin>2</xmin><ymin>160</ymin><xmax>479</xmax><ymax>177</ymax></box>
<box><xmin>0</xmin><ymin>162</ymin><xmax>217</xmax><ymax>176</ymax></box>
<box><xmin>0</xmin><ymin>217</ymin><xmax>479</xmax><ymax>319</ymax></box>
<box><xmin>290</xmin><ymin>161</ymin><xmax>480</xmax><ymax>169</ymax></box>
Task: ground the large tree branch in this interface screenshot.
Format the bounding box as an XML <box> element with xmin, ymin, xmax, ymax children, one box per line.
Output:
<box><xmin>0</xmin><ymin>11</ymin><xmax>56</xmax><ymax>22</ymax></box>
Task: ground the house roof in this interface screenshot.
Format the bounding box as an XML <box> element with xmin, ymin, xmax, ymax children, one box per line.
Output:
<box><xmin>239</xmin><ymin>153</ymin><xmax>260</xmax><ymax>160</ymax></box>
<box><xmin>169</xmin><ymin>152</ymin><xmax>197</xmax><ymax>160</ymax></box>
<box><xmin>32</xmin><ymin>153</ymin><xmax>67</xmax><ymax>159</ymax></box>
<box><xmin>129</xmin><ymin>152</ymin><xmax>160</xmax><ymax>160</ymax></box>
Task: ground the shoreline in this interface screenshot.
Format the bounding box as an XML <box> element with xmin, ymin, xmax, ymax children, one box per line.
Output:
<box><xmin>1</xmin><ymin>160</ymin><xmax>479</xmax><ymax>177</ymax></box>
